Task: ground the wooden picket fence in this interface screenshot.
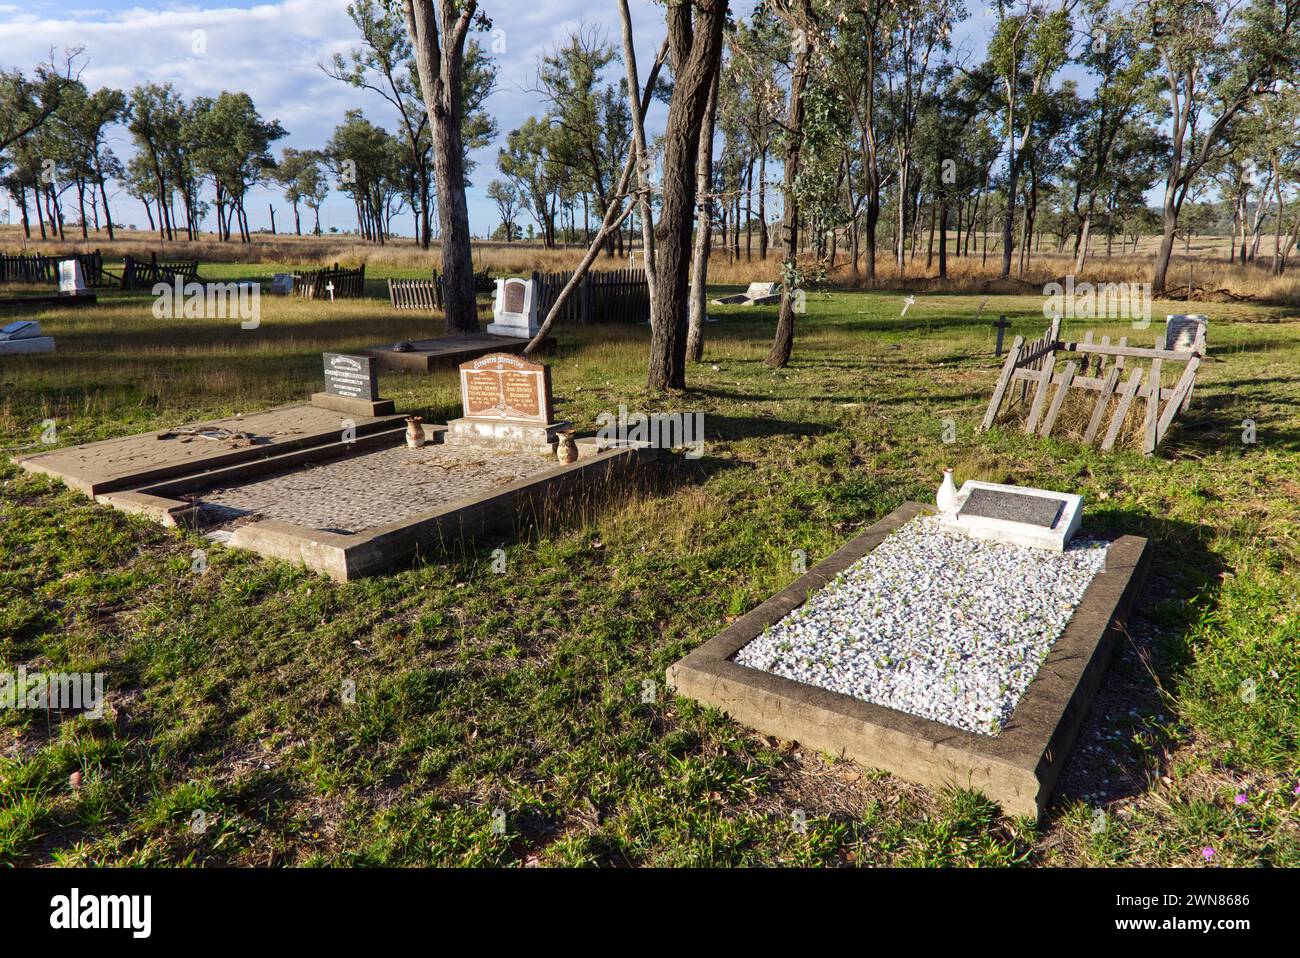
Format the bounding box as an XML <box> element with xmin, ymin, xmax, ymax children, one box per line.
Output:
<box><xmin>387</xmin><ymin>268</ymin><xmax>650</xmax><ymax>325</ymax></box>
<box><xmin>980</xmin><ymin>319</ymin><xmax>1204</xmax><ymax>456</ymax></box>
<box><xmin>294</xmin><ymin>263</ymin><xmax>365</xmax><ymax>300</ymax></box>
<box><xmin>536</xmin><ymin>268</ymin><xmax>649</xmax><ymax>325</ymax></box>
<box><xmin>0</xmin><ymin>250</ymin><xmax>105</xmax><ymax>286</ymax></box>
<box><xmin>388</xmin><ymin>278</ymin><xmax>440</xmax><ymax>310</ymax></box>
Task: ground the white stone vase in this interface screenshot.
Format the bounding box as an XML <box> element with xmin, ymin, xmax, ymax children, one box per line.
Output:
<box><xmin>937</xmin><ymin>468</ymin><xmax>958</xmax><ymax>516</ymax></box>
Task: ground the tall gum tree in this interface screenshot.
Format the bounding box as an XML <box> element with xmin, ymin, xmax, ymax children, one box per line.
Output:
<box><xmin>403</xmin><ymin>0</ymin><xmax>485</xmax><ymax>334</ymax></box>
<box><xmin>646</xmin><ymin>0</ymin><xmax>729</xmax><ymax>392</ymax></box>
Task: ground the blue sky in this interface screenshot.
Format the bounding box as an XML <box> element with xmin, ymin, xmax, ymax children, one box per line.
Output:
<box><xmin>0</xmin><ymin>1</ymin><xmax>1023</xmax><ymax>239</ymax></box>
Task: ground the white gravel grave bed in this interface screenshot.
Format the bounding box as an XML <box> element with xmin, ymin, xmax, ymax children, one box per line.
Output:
<box><xmin>734</xmin><ymin>515</ymin><xmax>1110</xmax><ymax>736</ymax></box>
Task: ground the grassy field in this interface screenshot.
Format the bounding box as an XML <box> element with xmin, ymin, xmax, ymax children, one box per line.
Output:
<box><xmin>1</xmin><ymin>263</ymin><xmax>1298</xmax><ymax>866</ymax></box>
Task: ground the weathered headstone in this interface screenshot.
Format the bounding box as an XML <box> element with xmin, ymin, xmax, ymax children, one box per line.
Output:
<box><xmin>938</xmin><ymin>480</ymin><xmax>1083</xmax><ymax>551</ymax></box>
<box><xmin>59</xmin><ymin>260</ymin><xmax>88</xmax><ymax>296</ymax></box>
<box><xmin>0</xmin><ymin>319</ymin><xmax>54</xmax><ymax>355</ymax></box>
<box><xmin>270</xmin><ymin>273</ymin><xmax>294</xmax><ymax>296</ymax></box>
<box><xmin>322</xmin><ymin>353</ymin><xmax>378</xmax><ymax>401</ymax></box>
<box><xmin>309</xmin><ymin>352</ymin><xmax>394</xmax><ymax>417</ymax></box>
<box><xmin>445</xmin><ymin>353</ymin><xmax>569</xmax><ymax>453</ymax></box>
<box><xmin>488</xmin><ymin>277</ymin><xmax>540</xmax><ymax>338</ymax></box>
<box><xmin>1164</xmin><ymin>314</ymin><xmax>1207</xmax><ymax>353</ymax></box>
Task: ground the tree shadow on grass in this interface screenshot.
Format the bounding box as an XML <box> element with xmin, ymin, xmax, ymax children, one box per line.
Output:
<box><xmin>1046</xmin><ymin>509</ymin><xmax>1226</xmax><ymax>818</ymax></box>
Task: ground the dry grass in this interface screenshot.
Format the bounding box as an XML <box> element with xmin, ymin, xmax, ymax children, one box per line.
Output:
<box><xmin>3</xmin><ymin>222</ymin><xmax>1298</xmax><ymax>303</ymax></box>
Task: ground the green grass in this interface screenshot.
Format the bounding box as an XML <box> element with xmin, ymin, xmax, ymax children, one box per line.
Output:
<box><xmin>1</xmin><ymin>269</ymin><xmax>1298</xmax><ymax>866</ymax></box>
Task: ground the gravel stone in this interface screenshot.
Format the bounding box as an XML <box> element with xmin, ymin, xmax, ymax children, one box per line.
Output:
<box><xmin>734</xmin><ymin>515</ymin><xmax>1110</xmax><ymax>736</ymax></box>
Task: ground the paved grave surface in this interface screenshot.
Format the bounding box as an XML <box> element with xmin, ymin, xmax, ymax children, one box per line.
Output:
<box><xmin>15</xmin><ymin>404</ymin><xmax>402</xmax><ymax>496</ymax></box>
<box><xmin>198</xmin><ymin>442</ymin><xmax>558</xmax><ymax>534</ymax></box>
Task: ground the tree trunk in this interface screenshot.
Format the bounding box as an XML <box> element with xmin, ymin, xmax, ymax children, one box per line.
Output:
<box><xmin>765</xmin><ymin>0</ymin><xmax>810</xmax><ymax>370</ymax></box>
<box><xmin>687</xmin><ymin>65</ymin><xmax>720</xmax><ymax>364</ymax></box>
<box><xmin>646</xmin><ymin>0</ymin><xmax>727</xmax><ymax>391</ymax></box>
<box><xmin>405</xmin><ymin>0</ymin><xmax>480</xmax><ymax>333</ymax></box>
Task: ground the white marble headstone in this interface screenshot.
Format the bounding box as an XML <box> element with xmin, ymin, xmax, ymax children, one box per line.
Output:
<box><xmin>488</xmin><ymin>277</ymin><xmax>540</xmax><ymax>338</ymax></box>
<box><xmin>59</xmin><ymin>260</ymin><xmax>87</xmax><ymax>295</ymax></box>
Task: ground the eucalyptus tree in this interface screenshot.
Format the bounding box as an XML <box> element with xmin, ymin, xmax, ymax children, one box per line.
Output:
<box><xmin>402</xmin><ymin>0</ymin><xmax>491</xmax><ymax>333</ymax></box>
<box><xmin>880</xmin><ymin>0</ymin><xmax>962</xmax><ymax>272</ymax></box>
<box><xmin>499</xmin><ymin>117</ymin><xmax>564</xmax><ymax>247</ymax></box>
<box><xmin>1068</xmin><ymin>1</ymin><xmax>1158</xmax><ymax>270</ymax></box>
<box><xmin>127</xmin><ymin>83</ymin><xmax>189</xmax><ymax>240</ymax></box>
<box><xmin>1142</xmin><ymin>0</ymin><xmax>1300</xmax><ymax>293</ymax></box>
<box><xmin>988</xmin><ymin>0</ymin><xmax>1072</xmax><ymax>277</ymax></box>
<box><xmin>0</xmin><ymin>57</ymin><xmax>79</xmax><ymax>155</ymax></box>
<box><xmin>486</xmin><ymin>178</ymin><xmax>522</xmax><ymax>240</ymax></box>
<box><xmin>535</xmin><ymin>28</ymin><xmax>631</xmax><ymax>255</ymax></box>
<box><xmin>187</xmin><ymin>92</ymin><xmax>286</xmax><ymax>243</ymax></box>
<box><xmin>327</xmin><ymin>110</ymin><xmax>403</xmax><ymax>243</ymax></box>
<box><xmin>646</xmin><ymin>0</ymin><xmax>728</xmax><ymax>390</ymax></box>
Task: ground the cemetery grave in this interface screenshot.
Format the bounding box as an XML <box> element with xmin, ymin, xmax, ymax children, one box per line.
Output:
<box><xmin>14</xmin><ymin>351</ymin><xmax>655</xmax><ymax>582</ymax></box>
<box><xmin>711</xmin><ymin>281</ymin><xmax>782</xmax><ymax>306</ymax></box>
<box><xmin>0</xmin><ymin>319</ymin><xmax>55</xmax><ymax>355</ymax></box>
<box><xmin>365</xmin><ymin>274</ymin><xmax>554</xmax><ymax>372</ymax></box>
<box><xmin>980</xmin><ymin>317</ymin><xmax>1205</xmax><ymax>455</ymax></box>
<box><xmin>669</xmin><ymin>484</ymin><xmax>1149</xmax><ymax>819</ymax></box>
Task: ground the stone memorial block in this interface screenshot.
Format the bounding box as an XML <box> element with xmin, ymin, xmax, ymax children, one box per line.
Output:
<box><xmin>322</xmin><ymin>353</ymin><xmax>379</xmax><ymax>401</ymax></box>
<box><xmin>0</xmin><ymin>319</ymin><xmax>54</xmax><ymax>355</ymax></box>
<box><xmin>446</xmin><ymin>353</ymin><xmax>568</xmax><ymax>453</ymax></box>
<box><xmin>937</xmin><ymin>480</ymin><xmax>1083</xmax><ymax>551</ymax></box>
<box><xmin>1</xmin><ymin>320</ymin><xmax>42</xmax><ymax>340</ymax></box>
<box><xmin>1164</xmin><ymin>314</ymin><xmax>1207</xmax><ymax>353</ymax></box>
<box><xmin>270</xmin><ymin>273</ymin><xmax>294</xmax><ymax>296</ymax></box>
<box><xmin>59</xmin><ymin>260</ymin><xmax>88</xmax><ymax>295</ymax></box>
<box><xmin>487</xmin><ymin>277</ymin><xmax>540</xmax><ymax>338</ymax></box>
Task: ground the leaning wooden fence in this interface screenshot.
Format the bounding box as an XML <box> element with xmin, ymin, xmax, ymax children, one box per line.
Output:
<box><xmin>0</xmin><ymin>250</ymin><xmax>105</xmax><ymax>286</ymax></box>
<box><xmin>980</xmin><ymin>319</ymin><xmax>1204</xmax><ymax>456</ymax></box>
<box><xmin>294</xmin><ymin>263</ymin><xmax>366</xmax><ymax>300</ymax></box>
<box><xmin>116</xmin><ymin>253</ymin><xmax>200</xmax><ymax>290</ymax></box>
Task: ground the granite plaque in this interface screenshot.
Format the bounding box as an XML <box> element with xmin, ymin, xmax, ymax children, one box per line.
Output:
<box><xmin>458</xmin><ymin>353</ymin><xmax>552</xmax><ymax>423</ymax></box>
<box><xmin>323</xmin><ymin>353</ymin><xmax>378</xmax><ymax>401</ymax></box>
<box><xmin>958</xmin><ymin>487</ymin><xmax>1064</xmax><ymax>529</ymax></box>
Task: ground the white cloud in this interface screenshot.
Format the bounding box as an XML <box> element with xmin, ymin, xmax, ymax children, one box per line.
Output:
<box><xmin>0</xmin><ymin>0</ymin><xmax>745</xmax><ymax>237</ymax></box>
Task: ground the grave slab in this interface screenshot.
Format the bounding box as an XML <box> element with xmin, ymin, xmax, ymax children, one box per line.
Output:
<box><xmin>667</xmin><ymin>502</ymin><xmax>1150</xmax><ymax>820</ymax></box>
<box><xmin>14</xmin><ymin>403</ymin><xmax>405</xmax><ymax>496</ymax></box>
<box><xmin>362</xmin><ymin>333</ymin><xmax>551</xmax><ymax>373</ymax></box>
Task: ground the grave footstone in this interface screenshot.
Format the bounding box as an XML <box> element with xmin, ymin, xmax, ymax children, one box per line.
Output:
<box><xmin>488</xmin><ymin>277</ymin><xmax>540</xmax><ymax>338</ymax></box>
<box><xmin>937</xmin><ymin>480</ymin><xmax>1083</xmax><ymax>551</ymax></box>
<box><xmin>445</xmin><ymin>352</ymin><xmax>570</xmax><ymax>454</ymax></box>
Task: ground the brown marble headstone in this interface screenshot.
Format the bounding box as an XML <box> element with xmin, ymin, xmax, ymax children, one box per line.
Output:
<box><xmin>502</xmin><ymin>279</ymin><xmax>527</xmax><ymax>316</ymax></box>
<box><xmin>458</xmin><ymin>353</ymin><xmax>553</xmax><ymax>423</ymax></box>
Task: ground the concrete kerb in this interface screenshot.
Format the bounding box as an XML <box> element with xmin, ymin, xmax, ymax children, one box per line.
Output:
<box><xmin>666</xmin><ymin>501</ymin><xmax>1151</xmax><ymax>819</ymax></box>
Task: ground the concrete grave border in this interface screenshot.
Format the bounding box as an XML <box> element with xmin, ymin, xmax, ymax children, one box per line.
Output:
<box><xmin>93</xmin><ymin>431</ymin><xmax>657</xmax><ymax>582</ymax></box>
<box><xmin>667</xmin><ymin>501</ymin><xmax>1150</xmax><ymax>819</ymax></box>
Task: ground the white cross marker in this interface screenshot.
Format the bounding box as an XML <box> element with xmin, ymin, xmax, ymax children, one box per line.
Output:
<box><xmin>901</xmin><ymin>295</ymin><xmax>916</xmax><ymax>317</ymax></box>
<box><xmin>326</xmin><ymin>281</ymin><xmax>336</xmax><ymax>302</ymax></box>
